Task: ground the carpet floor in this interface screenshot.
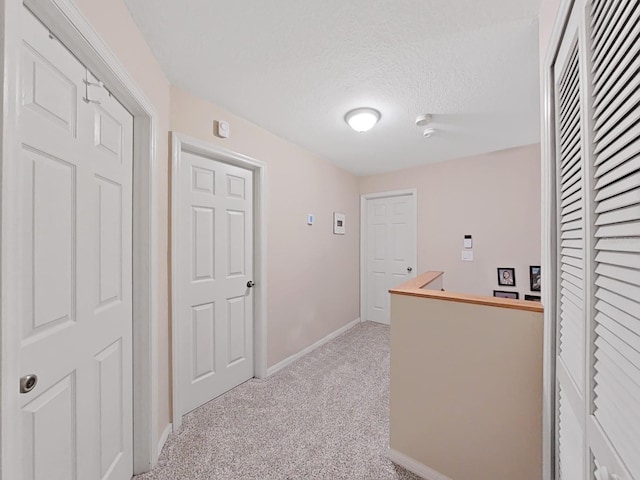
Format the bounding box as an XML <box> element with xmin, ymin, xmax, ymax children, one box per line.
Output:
<box><xmin>135</xmin><ymin>321</ymin><xmax>423</xmax><ymax>480</ymax></box>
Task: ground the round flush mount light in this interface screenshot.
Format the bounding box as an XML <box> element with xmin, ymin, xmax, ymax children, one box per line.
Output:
<box><xmin>415</xmin><ymin>114</ymin><xmax>433</xmax><ymax>126</ymax></box>
<box><xmin>345</xmin><ymin>108</ymin><xmax>381</xmax><ymax>133</ymax></box>
<box><xmin>423</xmin><ymin>128</ymin><xmax>436</xmax><ymax>138</ymax></box>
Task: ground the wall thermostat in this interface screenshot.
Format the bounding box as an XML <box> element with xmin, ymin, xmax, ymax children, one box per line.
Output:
<box><xmin>215</xmin><ymin>120</ymin><xmax>230</xmax><ymax>138</ymax></box>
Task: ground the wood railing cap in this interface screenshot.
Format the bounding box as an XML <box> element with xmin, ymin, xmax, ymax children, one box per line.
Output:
<box><xmin>389</xmin><ymin>271</ymin><xmax>544</xmax><ymax>313</ymax></box>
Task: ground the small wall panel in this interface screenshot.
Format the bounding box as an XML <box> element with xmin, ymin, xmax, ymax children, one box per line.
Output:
<box><xmin>392</xmin><ymin>223</ymin><xmax>409</xmax><ymax>261</ymax></box>
<box><xmin>22</xmin><ymin>374</ymin><xmax>77</xmax><ymax>480</ymax></box>
<box><xmin>192</xmin><ymin>302</ymin><xmax>215</xmax><ymax>381</ymax></box>
<box><xmin>227</xmin><ymin>210</ymin><xmax>245</xmax><ymax>277</ymax></box>
<box><xmin>192</xmin><ymin>207</ymin><xmax>215</xmax><ymax>282</ymax></box>
<box><xmin>94</xmin><ymin>107</ymin><xmax>123</xmax><ymax>160</ymax></box>
<box><xmin>373</xmin><ymin>224</ymin><xmax>386</xmax><ymax>260</ymax></box>
<box><xmin>95</xmin><ymin>340</ymin><xmax>124</xmax><ymax>477</ymax></box>
<box><xmin>32</xmin><ymin>149</ymin><xmax>76</xmax><ymax>332</ymax></box>
<box><xmin>227</xmin><ymin>297</ymin><xmax>246</xmax><ymax>366</ymax></box>
<box><xmin>21</xmin><ymin>43</ymin><xmax>77</xmax><ymax>136</ymax></box>
<box><xmin>97</xmin><ymin>177</ymin><xmax>122</xmax><ymax>308</ymax></box>
<box><xmin>192</xmin><ymin>166</ymin><xmax>215</xmax><ymax>196</ymax></box>
<box><xmin>226</xmin><ymin>174</ymin><xmax>245</xmax><ymax>199</ymax></box>
<box><xmin>373</xmin><ymin>272</ymin><xmax>386</xmax><ymax>310</ymax></box>
<box><xmin>373</xmin><ymin>203</ymin><xmax>386</xmax><ymax>217</ymax></box>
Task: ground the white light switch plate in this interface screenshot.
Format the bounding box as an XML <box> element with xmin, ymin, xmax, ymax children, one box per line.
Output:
<box><xmin>462</xmin><ymin>250</ymin><xmax>474</xmax><ymax>261</ymax></box>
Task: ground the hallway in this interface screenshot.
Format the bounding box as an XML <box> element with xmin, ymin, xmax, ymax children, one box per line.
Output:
<box><xmin>135</xmin><ymin>322</ymin><xmax>421</xmax><ymax>479</ymax></box>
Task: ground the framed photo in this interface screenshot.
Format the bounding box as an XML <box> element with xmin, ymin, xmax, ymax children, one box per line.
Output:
<box><xmin>333</xmin><ymin>212</ymin><xmax>345</xmax><ymax>235</ymax></box>
<box><xmin>529</xmin><ymin>265</ymin><xmax>541</xmax><ymax>292</ymax></box>
<box><xmin>494</xmin><ymin>290</ymin><xmax>519</xmax><ymax>300</ymax></box>
<box><xmin>525</xmin><ymin>294</ymin><xmax>541</xmax><ymax>302</ymax></box>
<box><xmin>497</xmin><ymin>267</ymin><xmax>516</xmax><ymax>286</ymax></box>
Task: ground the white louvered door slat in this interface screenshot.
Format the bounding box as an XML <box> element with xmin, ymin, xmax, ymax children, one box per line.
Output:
<box><xmin>587</xmin><ymin>0</ymin><xmax>640</xmax><ymax>478</ymax></box>
<box><xmin>554</xmin><ymin>6</ymin><xmax>586</xmax><ymax>478</ymax></box>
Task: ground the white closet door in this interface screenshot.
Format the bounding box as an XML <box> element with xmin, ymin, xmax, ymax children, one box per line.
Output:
<box><xmin>554</xmin><ymin>6</ymin><xmax>586</xmax><ymax>479</ymax></box>
<box><xmin>587</xmin><ymin>0</ymin><xmax>640</xmax><ymax>477</ymax></box>
<box><xmin>19</xmin><ymin>8</ymin><xmax>133</xmax><ymax>480</ymax></box>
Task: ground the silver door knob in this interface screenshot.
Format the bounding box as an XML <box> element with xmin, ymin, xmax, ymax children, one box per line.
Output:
<box><xmin>20</xmin><ymin>374</ymin><xmax>38</xmax><ymax>394</ymax></box>
<box><xmin>247</xmin><ymin>281</ymin><xmax>255</xmax><ymax>288</ymax></box>
<box><xmin>407</xmin><ymin>267</ymin><xmax>413</xmax><ymax>272</ymax></box>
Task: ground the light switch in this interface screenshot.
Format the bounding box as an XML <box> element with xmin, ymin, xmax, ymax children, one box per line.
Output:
<box><xmin>464</xmin><ymin>235</ymin><xmax>473</xmax><ymax>249</ymax></box>
<box><xmin>307</xmin><ymin>214</ymin><xmax>314</xmax><ymax>225</ymax></box>
<box><xmin>462</xmin><ymin>250</ymin><xmax>474</xmax><ymax>262</ymax></box>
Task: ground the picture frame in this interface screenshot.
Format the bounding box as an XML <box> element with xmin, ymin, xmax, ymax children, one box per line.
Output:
<box><xmin>494</xmin><ymin>290</ymin><xmax>519</xmax><ymax>300</ymax></box>
<box><xmin>525</xmin><ymin>294</ymin><xmax>541</xmax><ymax>302</ymax></box>
<box><xmin>529</xmin><ymin>265</ymin><xmax>541</xmax><ymax>292</ymax></box>
<box><xmin>497</xmin><ymin>267</ymin><xmax>516</xmax><ymax>287</ymax></box>
<box><xmin>333</xmin><ymin>212</ymin><xmax>345</xmax><ymax>235</ymax></box>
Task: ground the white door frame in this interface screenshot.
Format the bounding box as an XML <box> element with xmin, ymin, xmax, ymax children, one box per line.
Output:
<box><xmin>360</xmin><ymin>189</ymin><xmax>417</xmax><ymax>322</ymax></box>
<box><xmin>171</xmin><ymin>132</ymin><xmax>267</xmax><ymax>430</ymax></box>
<box><xmin>541</xmin><ymin>1</ymin><xmax>575</xmax><ymax>480</ymax></box>
<box><xmin>0</xmin><ymin>0</ymin><xmax>159</xmax><ymax>476</ymax></box>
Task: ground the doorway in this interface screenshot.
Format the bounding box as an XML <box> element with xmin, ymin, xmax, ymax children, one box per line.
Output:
<box><xmin>171</xmin><ymin>133</ymin><xmax>267</xmax><ymax>429</ymax></box>
<box><xmin>360</xmin><ymin>190</ymin><xmax>417</xmax><ymax>324</ymax></box>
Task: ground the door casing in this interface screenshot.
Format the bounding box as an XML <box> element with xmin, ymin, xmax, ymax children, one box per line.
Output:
<box><xmin>170</xmin><ymin>132</ymin><xmax>267</xmax><ymax>431</ymax></box>
<box><xmin>360</xmin><ymin>189</ymin><xmax>418</xmax><ymax>324</ymax></box>
<box><xmin>0</xmin><ymin>0</ymin><xmax>159</xmax><ymax>475</ymax></box>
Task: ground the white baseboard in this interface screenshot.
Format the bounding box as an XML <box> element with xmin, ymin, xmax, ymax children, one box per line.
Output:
<box><xmin>388</xmin><ymin>448</ymin><xmax>452</xmax><ymax>480</ymax></box>
<box><xmin>267</xmin><ymin>318</ymin><xmax>361</xmax><ymax>376</ymax></box>
<box><xmin>157</xmin><ymin>423</ymin><xmax>173</xmax><ymax>458</ymax></box>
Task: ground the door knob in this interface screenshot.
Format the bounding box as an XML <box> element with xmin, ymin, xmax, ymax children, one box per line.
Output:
<box><xmin>407</xmin><ymin>267</ymin><xmax>413</xmax><ymax>272</ymax></box>
<box><xmin>247</xmin><ymin>281</ymin><xmax>255</xmax><ymax>288</ymax></box>
<box><xmin>20</xmin><ymin>374</ymin><xmax>38</xmax><ymax>394</ymax></box>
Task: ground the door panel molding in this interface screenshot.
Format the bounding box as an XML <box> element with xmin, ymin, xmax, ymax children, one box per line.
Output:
<box><xmin>360</xmin><ymin>189</ymin><xmax>418</xmax><ymax>324</ymax></box>
<box><xmin>171</xmin><ymin>132</ymin><xmax>267</xmax><ymax>431</ymax></box>
<box><xmin>1</xmin><ymin>0</ymin><xmax>159</xmax><ymax>476</ymax></box>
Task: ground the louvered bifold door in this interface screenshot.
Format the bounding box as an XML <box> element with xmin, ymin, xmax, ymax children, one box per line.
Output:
<box><xmin>554</xmin><ymin>8</ymin><xmax>587</xmax><ymax>479</ymax></box>
<box><xmin>586</xmin><ymin>0</ymin><xmax>640</xmax><ymax>478</ymax></box>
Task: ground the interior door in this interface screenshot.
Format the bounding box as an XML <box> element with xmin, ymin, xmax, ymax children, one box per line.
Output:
<box><xmin>364</xmin><ymin>193</ymin><xmax>416</xmax><ymax>325</ymax></box>
<box><xmin>177</xmin><ymin>150</ymin><xmax>254</xmax><ymax>416</ymax></box>
<box><xmin>18</xmin><ymin>8</ymin><xmax>133</xmax><ymax>480</ymax></box>
<box><xmin>553</xmin><ymin>5</ymin><xmax>587</xmax><ymax>479</ymax></box>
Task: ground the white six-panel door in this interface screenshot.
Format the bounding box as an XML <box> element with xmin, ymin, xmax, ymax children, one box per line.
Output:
<box><xmin>19</xmin><ymin>8</ymin><xmax>133</xmax><ymax>480</ymax></box>
<box><xmin>363</xmin><ymin>193</ymin><xmax>417</xmax><ymax>325</ymax></box>
<box><xmin>177</xmin><ymin>150</ymin><xmax>254</xmax><ymax>416</ymax></box>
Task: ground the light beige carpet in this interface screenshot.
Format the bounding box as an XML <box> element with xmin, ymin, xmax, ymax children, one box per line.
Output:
<box><xmin>135</xmin><ymin>321</ymin><xmax>422</xmax><ymax>480</ymax></box>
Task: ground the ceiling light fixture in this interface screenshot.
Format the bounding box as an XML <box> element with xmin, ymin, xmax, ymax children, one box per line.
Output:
<box><xmin>415</xmin><ymin>114</ymin><xmax>433</xmax><ymax>126</ymax></box>
<box><xmin>423</xmin><ymin>128</ymin><xmax>436</xmax><ymax>138</ymax></box>
<box><xmin>345</xmin><ymin>108</ymin><xmax>381</xmax><ymax>133</ymax></box>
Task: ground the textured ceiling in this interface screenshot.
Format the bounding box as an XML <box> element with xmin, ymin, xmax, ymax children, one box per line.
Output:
<box><xmin>124</xmin><ymin>0</ymin><xmax>541</xmax><ymax>175</ymax></box>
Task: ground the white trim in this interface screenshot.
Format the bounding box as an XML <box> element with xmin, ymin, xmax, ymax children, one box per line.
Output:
<box><xmin>157</xmin><ymin>423</ymin><xmax>173</xmax><ymax>458</ymax></box>
<box><xmin>1</xmin><ymin>0</ymin><xmax>159</xmax><ymax>476</ymax></box>
<box><xmin>387</xmin><ymin>449</ymin><xmax>453</xmax><ymax>480</ymax></box>
<box><xmin>541</xmin><ymin>2</ymin><xmax>574</xmax><ymax>480</ymax></box>
<box><xmin>360</xmin><ymin>189</ymin><xmax>418</xmax><ymax>323</ymax></box>
<box><xmin>170</xmin><ymin>132</ymin><xmax>267</xmax><ymax>431</ymax></box>
<box><xmin>267</xmin><ymin>318</ymin><xmax>361</xmax><ymax>376</ymax></box>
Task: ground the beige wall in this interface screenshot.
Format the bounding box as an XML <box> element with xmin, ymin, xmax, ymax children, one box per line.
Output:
<box><xmin>539</xmin><ymin>0</ymin><xmax>562</xmax><ymax>62</ymax></box>
<box><xmin>360</xmin><ymin>144</ymin><xmax>541</xmax><ymax>297</ymax></box>
<box><xmin>390</xmin><ymin>294</ymin><xmax>543</xmax><ymax>480</ymax></box>
<box><xmin>171</xmin><ymin>87</ymin><xmax>361</xmax><ymax>367</ymax></box>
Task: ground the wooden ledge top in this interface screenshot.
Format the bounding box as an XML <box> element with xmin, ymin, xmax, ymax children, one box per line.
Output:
<box><xmin>389</xmin><ymin>271</ymin><xmax>544</xmax><ymax>313</ymax></box>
